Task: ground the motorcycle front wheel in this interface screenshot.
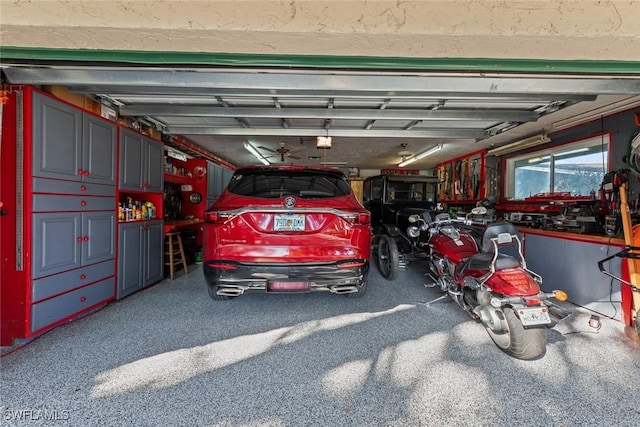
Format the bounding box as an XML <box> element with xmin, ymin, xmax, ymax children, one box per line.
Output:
<box><xmin>377</xmin><ymin>234</ymin><xmax>399</xmax><ymax>281</ymax></box>
<box><xmin>485</xmin><ymin>307</ymin><xmax>548</xmax><ymax>360</ymax></box>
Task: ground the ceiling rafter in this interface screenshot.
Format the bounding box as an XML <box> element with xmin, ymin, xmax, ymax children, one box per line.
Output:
<box><xmin>272</xmin><ymin>97</ymin><xmax>290</xmax><ymax>129</ymax></box>
<box><xmin>7</xmin><ymin>68</ymin><xmax>639</xmax><ymax>95</ymax></box>
<box><xmin>163</xmin><ymin>127</ymin><xmax>486</xmax><ymax>139</ymax></box>
<box><xmin>3</xmin><ymin>64</ymin><xmax>639</xmax><ymax>169</ymax></box>
<box><xmin>118</xmin><ymin>105</ymin><xmax>541</xmax><ymax>122</ymax></box>
<box><xmin>215</xmin><ymin>95</ymin><xmax>249</xmax><ymax>128</ymax></box>
<box><xmin>365</xmin><ymin>98</ymin><xmax>391</xmax><ymax>130</ymax></box>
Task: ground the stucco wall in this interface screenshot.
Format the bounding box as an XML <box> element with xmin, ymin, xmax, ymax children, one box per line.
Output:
<box><xmin>1</xmin><ymin>1</ymin><xmax>639</xmax><ymax>61</ymax></box>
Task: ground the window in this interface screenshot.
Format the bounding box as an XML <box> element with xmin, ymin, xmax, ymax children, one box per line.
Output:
<box><xmin>228</xmin><ymin>170</ymin><xmax>352</xmax><ymax>199</ymax></box>
<box><xmin>363</xmin><ymin>177</ymin><xmax>383</xmax><ymax>202</ymax></box>
<box><xmin>506</xmin><ymin>134</ymin><xmax>609</xmax><ymax>199</ymax></box>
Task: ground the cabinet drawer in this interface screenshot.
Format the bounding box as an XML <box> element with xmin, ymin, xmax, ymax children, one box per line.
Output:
<box><xmin>31</xmin><ymin>277</ymin><xmax>115</xmax><ymax>333</ymax></box>
<box><xmin>33</xmin><ymin>194</ymin><xmax>115</xmax><ymax>212</ymax></box>
<box><xmin>32</xmin><ymin>259</ymin><xmax>115</xmax><ymax>303</ymax></box>
<box><xmin>33</xmin><ymin>177</ymin><xmax>116</xmax><ymax>197</ymax></box>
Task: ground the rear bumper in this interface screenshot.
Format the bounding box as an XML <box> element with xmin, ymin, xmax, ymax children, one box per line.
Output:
<box><xmin>203</xmin><ymin>259</ymin><xmax>369</xmax><ymax>296</ymax></box>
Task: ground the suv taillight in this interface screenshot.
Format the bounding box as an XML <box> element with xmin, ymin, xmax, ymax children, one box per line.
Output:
<box><xmin>343</xmin><ymin>212</ymin><xmax>370</xmax><ymax>225</ymax></box>
<box><xmin>204</xmin><ymin>212</ymin><xmax>234</xmax><ymax>224</ymax></box>
<box><xmin>205</xmin><ymin>212</ymin><xmax>219</xmax><ymax>224</ymax></box>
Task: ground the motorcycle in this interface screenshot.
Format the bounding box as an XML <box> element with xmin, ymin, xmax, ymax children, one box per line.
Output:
<box><xmin>410</xmin><ymin>208</ymin><xmax>569</xmax><ymax>360</ymax></box>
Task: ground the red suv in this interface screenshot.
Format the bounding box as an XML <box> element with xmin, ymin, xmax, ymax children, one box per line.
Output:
<box><xmin>203</xmin><ymin>165</ymin><xmax>371</xmax><ymax>300</ymax></box>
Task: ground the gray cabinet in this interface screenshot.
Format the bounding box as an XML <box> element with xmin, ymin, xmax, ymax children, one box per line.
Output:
<box><xmin>119</xmin><ymin>128</ymin><xmax>164</xmax><ymax>193</ymax></box>
<box><xmin>27</xmin><ymin>94</ymin><xmax>117</xmax><ymax>334</ymax></box>
<box><xmin>0</xmin><ymin>87</ymin><xmax>117</xmax><ymax>344</ymax></box>
<box><xmin>31</xmin><ymin>211</ymin><xmax>115</xmax><ymax>279</ymax></box>
<box><xmin>206</xmin><ymin>161</ymin><xmax>232</xmax><ymax>206</ymax></box>
<box><xmin>117</xmin><ymin>220</ymin><xmax>164</xmax><ymax>299</ymax></box>
<box><xmin>83</xmin><ymin>114</ymin><xmax>117</xmax><ymax>184</ymax></box>
<box><xmin>32</xmin><ymin>92</ymin><xmax>116</xmax><ymax>185</ymax></box>
<box><xmin>143</xmin><ymin>221</ymin><xmax>164</xmax><ymax>286</ymax></box>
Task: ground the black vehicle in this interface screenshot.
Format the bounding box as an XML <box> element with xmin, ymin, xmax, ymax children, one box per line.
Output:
<box><xmin>363</xmin><ymin>174</ymin><xmax>438</xmax><ymax>280</ymax></box>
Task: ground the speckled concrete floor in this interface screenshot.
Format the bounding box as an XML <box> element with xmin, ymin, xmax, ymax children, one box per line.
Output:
<box><xmin>1</xmin><ymin>263</ymin><xmax>639</xmax><ymax>426</ymax></box>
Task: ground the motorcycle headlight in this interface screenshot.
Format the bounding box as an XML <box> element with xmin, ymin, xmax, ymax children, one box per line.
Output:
<box><xmin>407</xmin><ymin>226</ymin><xmax>421</xmax><ymax>238</ymax></box>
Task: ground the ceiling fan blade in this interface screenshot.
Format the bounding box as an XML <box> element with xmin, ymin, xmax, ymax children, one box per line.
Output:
<box><xmin>257</xmin><ymin>145</ymin><xmax>277</xmax><ymax>153</ymax></box>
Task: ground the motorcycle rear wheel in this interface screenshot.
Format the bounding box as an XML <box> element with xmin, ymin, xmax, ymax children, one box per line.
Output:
<box><xmin>377</xmin><ymin>234</ymin><xmax>399</xmax><ymax>281</ymax></box>
<box><xmin>485</xmin><ymin>307</ymin><xmax>547</xmax><ymax>360</ymax></box>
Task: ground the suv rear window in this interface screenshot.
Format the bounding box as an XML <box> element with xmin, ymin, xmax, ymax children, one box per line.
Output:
<box><xmin>228</xmin><ymin>170</ymin><xmax>352</xmax><ymax>199</ymax></box>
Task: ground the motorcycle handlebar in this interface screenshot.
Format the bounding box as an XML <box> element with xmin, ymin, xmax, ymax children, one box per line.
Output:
<box><xmin>427</xmin><ymin>217</ymin><xmax>468</xmax><ymax>228</ymax></box>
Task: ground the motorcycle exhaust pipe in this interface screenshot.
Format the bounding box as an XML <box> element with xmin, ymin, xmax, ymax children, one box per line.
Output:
<box><xmin>330</xmin><ymin>285</ymin><xmax>359</xmax><ymax>294</ymax></box>
<box><xmin>216</xmin><ymin>287</ymin><xmax>245</xmax><ymax>297</ymax></box>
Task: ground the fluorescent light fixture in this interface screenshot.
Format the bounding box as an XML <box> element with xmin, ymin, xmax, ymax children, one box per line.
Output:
<box><xmin>398</xmin><ymin>144</ymin><xmax>443</xmax><ymax>167</ymax></box>
<box><xmin>527</xmin><ymin>155</ymin><xmax>550</xmax><ymax>164</ymax></box>
<box><xmin>487</xmin><ymin>134</ymin><xmax>551</xmax><ymax>157</ymax></box>
<box><xmin>243</xmin><ymin>141</ymin><xmax>270</xmax><ymax>165</ymax></box>
<box><xmin>558</xmin><ymin>147</ymin><xmax>589</xmax><ymax>156</ymax></box>
<box><xmin>321</xmin><ymin>161</ymin><xmax>348</xmax><ymax>166</ymax></box>
<box><xmin>166</xmin><ymin>147</ymin><xmax>188</xmax><ymax>162</ymax></box>
<box><xmin>316</xmin><ymin>136</ymin><xmax>332</xmax><ymax>149</ymax></box>
<box><xmin>553</xmin><ymin>96</ymin><xmax>640</xmax><ymax>131</ymax></box>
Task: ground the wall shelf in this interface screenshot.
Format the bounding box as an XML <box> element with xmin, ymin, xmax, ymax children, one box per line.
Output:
<box><xmin>163</xmin><ymin>172</ymin><xmax>192</xmax><ymax>185</ymax></box>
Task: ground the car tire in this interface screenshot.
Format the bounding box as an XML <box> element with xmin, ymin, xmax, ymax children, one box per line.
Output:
<box><xmin>207</xmin><ymin>285</ymin><xmax>233</xmax><ymax>301</ymax></box>
<box><xmin>377</xmin><ymin>234</ymin><xmax>399</xmax><ymax>281</ymax></box>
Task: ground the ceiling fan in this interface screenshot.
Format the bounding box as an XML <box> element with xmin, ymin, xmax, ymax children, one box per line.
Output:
<box><xmin>258</xmin><ymin>141</ymin><xmax>302</xmax><ymax>162</ymax></box>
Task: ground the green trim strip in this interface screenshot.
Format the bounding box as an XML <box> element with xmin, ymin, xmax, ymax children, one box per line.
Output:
<box><xmin>2</xmin><ymin>46</ymin><xmax>640</xmax><ymax>74</ymax></box>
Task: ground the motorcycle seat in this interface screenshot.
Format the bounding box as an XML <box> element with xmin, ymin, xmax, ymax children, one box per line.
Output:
<box><xmin>456</xmin><ymin>252</ymin><xmax>521</xmax><ymax>275</ymax></box>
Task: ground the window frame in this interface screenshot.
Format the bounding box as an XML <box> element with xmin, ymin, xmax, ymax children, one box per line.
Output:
<box><xmin>504</xmin><ymin>132</ymin><xmax>611</xmax><ymax>199</ymax></box>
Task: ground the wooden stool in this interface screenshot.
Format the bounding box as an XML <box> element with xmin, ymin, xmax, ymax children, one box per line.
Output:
<box><xmin>164</xmin><ymin>231</ymin><xmax>188</xmax><ymax>280</ymax></box>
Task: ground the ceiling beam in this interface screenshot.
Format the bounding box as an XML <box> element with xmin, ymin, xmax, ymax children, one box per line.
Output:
<box><xmin>163</xmin><ymin>127</ymin><xmax>486</xmax><ymax>139</ymax></box>
<box><xmin>118</xmin><ymin>105</ymin><xmax>540</xmax><ymax>122</ymax></box>
<box><xmin>4</xmin><ymin>67</ymin><xmax>636</xmax><ymax>96</ymax></box>
<box><xmin>74</xmin><ymin>87</ymin><xmax>598</xmax><ymax>102</ymax></box>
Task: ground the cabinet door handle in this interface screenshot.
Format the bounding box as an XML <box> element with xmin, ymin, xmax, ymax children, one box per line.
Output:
<box><xmin>80</xmin><ymin>274</ymin><xmax>87</xmax><ymax>280</ymax></box>
<box><xmin>77</xmin><ymin>169</ymin><xmax>84</xmax><ymax>175</ymax></box>
<box><xmin>80</xmin><ymin>185</ymin><xmax>87</xmax><ymax>191</ymax></box>
<box><xmin>80</xmin><ymin>201</ymin><xmax>87</xmax><ymax>206</ymax></box>
<box><xmin>77</xmin><ymin>237</ymin><xmax>83</xmax><ymax>243</ymax></box>
<box><xmin>84</xmin><ymin>170</ymin><xmax>90</xmax><ymax>176</ymax></box>
<box><xmin>83</xmin><ymin>236</ymin><xmax>89</xmax><ymax>242</ymax></box>
<box><xmin>80</xmin><ymin>297</ymin><xmax>87</xmax><ymax>302</ymax></box>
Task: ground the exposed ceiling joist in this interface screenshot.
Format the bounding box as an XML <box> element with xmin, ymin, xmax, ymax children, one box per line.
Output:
<box><xmin>163</xmin><ymin>127</ymin><xmax>486</xmax><ymax>139</ymax></box>
<box><xmin>3</xmin><ymin>64</ymin><xmax>638</xmax><ymax>170</ymax></box>
<box><xmin>5</xmin><ymin>68</ymin><xmax>640</xmax><ymax>96</ymax></box>
<box><xmin>76</xmin><ymin>88</ymin><xmax>598</xmax><ymax>102</ymax></box>
<box><xmin>118</xmin><ymin>105</ymin><xmax>541</xmax><ymax>122</ymax></box>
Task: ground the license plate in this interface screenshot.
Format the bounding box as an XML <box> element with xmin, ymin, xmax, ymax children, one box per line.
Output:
<box><xmin>267</xmin><ymin>281</ymin><xmax>310</xmax><ymax>292</ymax></box>
<box><xmin>517</xmin><ymin>306</ymin><xmax>552</xmax><ymax>326</ymax></box>
<box><xmin>274</xmin><ymin>214</ymin><xmax>305</xmax><ymax>231</ymax></box>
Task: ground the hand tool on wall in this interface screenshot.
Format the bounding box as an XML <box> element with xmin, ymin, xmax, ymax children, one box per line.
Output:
<box><xmin>446</xmin><ymin>162</ymin><xmax>453</xmax><ymax>200</ymax></box>
<box><xmin>454</xmin><ymin>160</ymin><xmax>462</xmax><ymax>196</ymax></box>
<box><xmin>438</xmin><ymin>165</ymin><xmax>446</xmax><ymax>200</ymax></box>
